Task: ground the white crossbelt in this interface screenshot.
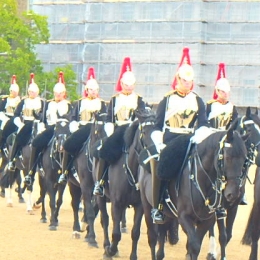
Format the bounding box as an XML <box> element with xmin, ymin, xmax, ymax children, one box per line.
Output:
<box><xmin>165</xmin><ymin>126</ymin><xmax>194</xmax><ymax>134</ymax></box>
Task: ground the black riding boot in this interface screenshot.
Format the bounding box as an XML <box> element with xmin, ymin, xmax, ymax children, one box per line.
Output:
<box><xmin>7</xmin><ymin>138</ymin><xmax>20</xmax><ymax>171</ymax></box>
<box><xmin>24</xmin><ymin>146</ymin><xmax>39</xmax><ymax>186</ymax></box>
<box><xmin>58</xmin><ymin>151</ymin><xmax>71</xmax><ymax>185</ymax></box>
<box><xmin>93</xmin><ymin>158</ymin><xmax>106</xmax><ymax>197</ymax></box>
<box><xmin>150</xmin><ymin>158</ymin><xmax>165</xmax><ymax>224</ymax></box>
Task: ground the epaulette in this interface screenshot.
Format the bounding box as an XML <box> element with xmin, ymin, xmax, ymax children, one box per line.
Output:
<box><xmin>207</xmin><ymin>99</ymin><xmax>217</xmax><ymax>105</ymax></box>
<box><xmin>164</xmin><ymin>90</ymin><xmax>175</xmax><ymax>97</ymax></box>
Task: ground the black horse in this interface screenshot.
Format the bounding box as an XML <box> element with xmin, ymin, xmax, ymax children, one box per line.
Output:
<box><xmin>65</xmin><ymin>112</ymin><xmax>107</xmax><ymax>246</ymax></box>
<box><xmin>36</xmin><ymin>118</ymin><xmax>71</xmax><ymax>230</ymax></box>
<box><xmin>0</xmin><ymin>121</ymin><xmax>39</xmax><ymax>210</ymax></box>
<box><xmin>207</xmin><ymin>107</ymin><xmax>260</xmax><ymax>260</ymax></box>
<box><xmin>140</xmin><ymin>120</ymin><xmax>248</xmax><ymax>260</ymax></box>
<box><xmin>93</xmin><ymin>108</ymin><xmax>156</xmax><ymax>260</ymax></box>
<box><xmin>242</xmin><ymin>163</ymin><xmax>260</xmax><ymax>260</ymax></box>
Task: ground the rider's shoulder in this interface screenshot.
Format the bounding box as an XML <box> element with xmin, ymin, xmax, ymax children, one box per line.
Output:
<box><xmin>164</xmin><ymin>90</ymin><xmax>175</xmax><ymax>97</ymax></box>
<box><xmin>207</xmin><ymin>99</ymin><xmax>217</xmax><ymax>105</ymax></box>
<box><xmin>0</xmin><ymin>95</ymin><xmax>9</xmax><ymax>100</ymax></box>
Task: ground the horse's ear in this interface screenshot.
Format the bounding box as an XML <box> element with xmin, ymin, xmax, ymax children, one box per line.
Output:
<box><xmin>246</xmin><ymin>107</ymin><xmax>251</xmax><ymax>117</ymax></box>
<box><xmin>226</xmin><ymin>127</ymin><xmax>234</xmax><ymax>143</ymax></box>
<box><xmin>228</xmin><ymin>118</ymin><xmax>238</xmax><ymax>132</ymax></box>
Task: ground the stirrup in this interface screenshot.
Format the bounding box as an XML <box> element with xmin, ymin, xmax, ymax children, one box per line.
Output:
<box><xmin>151</xmin><ymin>208</ymin><xmax>165</xmax><ymax>224</ymax></box>
<box><xmin>24</xmin><ymin>175</ymin><xmax>32</xmax><ymax>186</ymax></box>
<box><xmin>7</xmin><ymin>161</ymin><xmax>15</xmax><ymax>171</ymax></box>
<box><xmin>93</xmin><ymin>181</ymin><xmax>104</xmax><ymax>197</ymax></box>
<box><xmin>58</xmin><ymin>174</ymin><xmax>67</xmax><ymax>185</ymax></box>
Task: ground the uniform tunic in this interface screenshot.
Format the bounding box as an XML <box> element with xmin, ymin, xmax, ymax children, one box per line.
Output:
<box><xmin>107</xmin><ymin>92</ymin><xmax>145</xmax><ymax>125</ymax></box>
<box><xmin>155</xmin><ymin>90</ymin><xmax>208</xmax><ymax>143</ymax></box>
<box><xmin>206</xmin><ymin>100</ymin><xmax>238</xmax><ymax>130</ymax></box>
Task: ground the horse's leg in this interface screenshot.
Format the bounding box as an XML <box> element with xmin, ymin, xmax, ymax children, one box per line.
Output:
<box><xmin>15</xmin><ymin>173</ymin><xmax>25</xmax><ymax>203</ymax></box>
<box><xmin>68</xmin><ymin>182</ymin><xmax>81</xmax><ymax>239</ymax></box>
<box><xmin>179</xmin><ymin>214</ymin><xmax>201</xmax><ymax>260</ymax></box>
<box><xmin>105</xmin><ymin>203</ymin><xmax>123</xmax><ymax>258</ymax></box>
<box><xmin>216</xmin><ymin>218</ymin><xmax>227</xmax><ymax>260</ymax></box>
<box><xmin>96</xmin><ymin>196</ymin><xmax>110</xmax><ymax>250</ymax></box>
<box><xmin>225</xmin><ymin>205</ymin><xmax>238</xmax><ymax>243</ymax></box>
<box><xmin>168</xmin><ymin>216</ymin><xmax>179</xmax><ymax>245</ymax></box>
<box><xmin>47</xmin><ymin>177</ymin><xmax>58</xmax><ymax>230</ymax></box>
<box><xmin>25</xmin><ymin>189</ymin><xmax>34</xmax><ymax>215</ymax></box>
<box><xmin>121</xmin><ymin>208</ymin><xmax>127</xmax><ymax>233</ymax></box>
<box><xmin>207</xmin><ymin>225</ymin><xmax>217</xmax><ymax>260</ymax></box>
<box><xmin>53</xmin><ymin>182</ymin><xmax>66</xmax><ymax>227</ymax></box>
<box><xmin>249</xmin><ymin>204</ymin><xmax>260</xmax><ymax>260</ymax></box>
<box><xmin>81</xmin><ymin>184</ymin><xmax>98</xmax><ymax>247</ymax></box>
<box><xmin>129</xmin><ymin>204</ymin><xmax>143</xmax><ymax>260</ymax></box>
<box><xmin>5</xmin><ymin>187</ymin><xmax>13</xmax><ymax>207</ymax></box>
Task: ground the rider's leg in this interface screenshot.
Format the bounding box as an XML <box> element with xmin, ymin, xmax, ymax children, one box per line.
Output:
<box><xmin>7</xmin><ymin>136</ymin><xmax>21</xmax><ymax>171</ymax></box>
<box><xmin>24</xmin><ymin>146</ymin><xmax>40</xmax><ymax>186</ymax></box>
<box><xmin>93</xmin><ymin>158</ymin><xmax>107</xmax><ymax>196</ymax></box>
<box><xmin>58</xmin><ymin>150</ymin><xmax>71</xmax><ymax>185</ymax></box>
<box><xmin>150</xmin><ymin>157</ymin><xmax>165</xmax><ymax>224</ymax></box>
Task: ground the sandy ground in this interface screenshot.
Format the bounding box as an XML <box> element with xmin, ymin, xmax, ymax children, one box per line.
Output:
<box><xmin>0</xmin><ymin>166</ymin><xmax>256</xmax><ymax>260</ymax></box>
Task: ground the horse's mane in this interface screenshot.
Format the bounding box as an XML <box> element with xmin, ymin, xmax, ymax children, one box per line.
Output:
<box><xmin>124</xmin><ymin>120</ymin><xmax>139</xmax><ymax>149</ymax></box>
<box><xmin>198</xmin><ymin>130</ymin><xmax>246</xmax><ymax>157</ymax></box>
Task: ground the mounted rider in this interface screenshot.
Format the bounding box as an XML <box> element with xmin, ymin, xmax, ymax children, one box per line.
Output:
<box><xmin>24</xmin><ymin>71</ymin><xmax>72</xmax><ymax>186</ymax></box>
<box><xmin>7</xmin><ymin>73</ymin><xmax>45</xmax><ymax>171</ymax></box>
<box><xmin>0</xmin><ymin>75</ymin><xmax>21</xmax><ymax>156</ymax></box>
<box><xmin>206</xmin><ymin>62</ymin><xmax>247</xmax><ymax>208</ymax></box>
<box><xmin>93</xmin><ymin>57</ymin><xmax>146</xmax><ymax>196</ymax></box>
<box><xmin>149</xmin><ymin>47</ymin><xmax>211</xmax><ymax>224</ymax></box>
<box><xmin>58</xmin><ymin>67</ymin><xmax>107</xmax><ymax>185</ymax></box>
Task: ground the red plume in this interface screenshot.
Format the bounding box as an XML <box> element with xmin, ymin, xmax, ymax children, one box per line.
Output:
<box><xmin>115</xmin><ymin>57</ymin><xmax>132</xmax><ymax>92</ymax></box>
<box><xmin>213</xmin><ymin>63</ymin><xmax>226</xmax><ymax>99</ymax></box>
<box><xmin>30</xmin><ymin>73</ymin><xmax>35</xmax><ymax>84</ymax></box>
<box><xmin>87</xmin><ymin>67</ymin><xmax>95</xmax><ymax>80</ymax></box>
<box><xmin>58</xmin><ymin>71</ymin><xmax>65</xmax><ymax>84</ymax></box>
<box><xmin>172</xmin><ymin>47</ymin><xmax>192</xmax><ymax>90</ymax></box>
<box><xmin>11</xmin><ymin>75</ymin><xmax>17</xmax><ymax>84</ymax></box>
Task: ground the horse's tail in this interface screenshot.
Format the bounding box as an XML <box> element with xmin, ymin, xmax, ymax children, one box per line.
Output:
<box><xmin>166</xmin><ymin>218</ymin><xmax>179</xmax><ymax>245</ymax></box>
<box><xmin>241</xmin><ymin>206</ymin><xmax>254</xmax><ymax>245</ymax></box>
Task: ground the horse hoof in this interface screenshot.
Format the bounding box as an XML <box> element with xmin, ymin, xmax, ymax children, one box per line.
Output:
<box><xmin>27</xmin><ymin>210</ymin><xmax>35</xmax><ymax>215</ymax></box>
<box><xmin>49</xmin><ymin>225</ymin><xmax>57</xmax><ymax>231</ymax></box>
<box><xmin>19</xmin><ymin>198</ymin><xmax>25</xmax><ymax>203</ymax></box>
<box><xmin>0</xmin><ymin>191</ymin><xmax>5</xmax><ymax>198</ymax></box>
<box><xmin>72</xmin><ymin>231</ymin><xmax>81</xmax><ymax>239</ymax></box>
<box><xmin>121</xmin><ymin>227</ymin><xmax>127</xmax><ymax>233</ymax></box>
<box><xmin>33</xmin><ymin>202</ymin><xmax>41</xmax><ymax>209</ymax></box>
<box><xmin>7</xmin><ymin>202</ymin><xmax>13</xmax><ymax>207</ymax></box>
<box><xmin>85</xmin><ymin>238</ymin><xmax>98</xmax><ymax>248</ymax></box>
<box><xmin>105</xmin><ymin>246</ymin><xmax>118</xmax><ymax>258</ymax></box>
<box><xmin>40</xmin><ymin>218</ymin><xmax>47</xmax><ymax>223</ymax></box>
<box><xmin>206</xmin><ymin>253</ymin><xmax>217</xmax><ymax>260</ymax></box>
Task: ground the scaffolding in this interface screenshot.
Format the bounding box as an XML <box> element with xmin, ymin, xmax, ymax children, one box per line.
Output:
<box><xmin>31</xmin><ymin>0</ymin><xmax>260</xmax><ymax>106</ymax></box>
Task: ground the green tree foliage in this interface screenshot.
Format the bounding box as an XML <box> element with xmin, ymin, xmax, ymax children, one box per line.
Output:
<box><xmin>0</xmin><ymin>0</ymin><xmax>78</xmax><ymax>101</ymax></box>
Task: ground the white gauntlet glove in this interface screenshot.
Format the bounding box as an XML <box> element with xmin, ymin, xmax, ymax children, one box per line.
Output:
<box><xmin>151</xmin><ymin>130</ymin><xmax>166</xmax><ymax>154</ymax></box>
<box><xmin>104</xmin><ymin>122</ymin><xmax>114</xmax><ymax>137</ymax></box>
<box><xmin>190</xmin><ymin>126</ymin><xmax>213</xmax><ymax>144</ymax></box>
<box><xmin>37</xmin><ymin>122</ymin><xmax>46</xmax><ymax>134</ymax></box>
<box><xmin>13</xmin><ymin>117</ymin><xmax>25</xmax><ymax>133</ymax></box>
<box><xmin>69</xmin><ymin>121</ymin><xmax>79</xmax><ymax>133</ymax></box>
<box><xmin>0</xmin><ymin>112</ymin><xmax>9</xmax><ymax>130</ymax></box>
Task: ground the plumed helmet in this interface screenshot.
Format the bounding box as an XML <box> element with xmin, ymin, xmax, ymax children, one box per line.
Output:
<box><xmin>9</xmin><ymin>75</ymin><xmax>19</xmax><ymax>92</ymax></box>
<box><xmin>28</xmin><ymin>73</ymin><xmax>39</xmax><ymax>93</ymax></box>
<box><xmin>85</xmin><ymin>67</ymin><xmax>99</xmax><ymax>90</ymax></box>
<box><xmin>116</xmin><ymin>57</ymin><xmax>136</xmax><ymax>92</ymax></box>
<box><xmin>172</xmin><ymin>47</ymin><xmax>194</xmax><ymax>89</ymax></box>
<box><xmin>53</xmin><ymin>71</ymin><xmax>66</xmax><ymax>93</ymax></box>
<box><xmin>213</xmin><ymin>63</ymin><xmax>230</xmax><ymax>99</ymax></box>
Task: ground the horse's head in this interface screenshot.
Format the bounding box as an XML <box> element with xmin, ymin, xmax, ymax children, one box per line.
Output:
<box><xmin>54</xmin><ymin>119</ymin><xmax>71</xmax><ymax>152</ymax></box>
<box><xmin>239</xmin><ymin>107</ymin><xmax>260</xmax><ymax>166</ymax></box>
<box><xmin>91</xmin><ymin>112</ymin><xmax>107</xmax><ymax>141</ymax></box>
<box><xmin>135</xmin><ymin>107</ymin><xmax>156</xmax><ymax>149</ymax></box>
<box><xmin>218</xmin><ymin>126</ymin><xmax>247</xmax><ymax>203</ymax></box>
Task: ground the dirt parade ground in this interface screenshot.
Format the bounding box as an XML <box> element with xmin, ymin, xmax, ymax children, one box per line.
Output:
<box><xmin>0</xmin><ymin>166</ymin><xmax>257</xmax><ymax>260</ymax></box>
